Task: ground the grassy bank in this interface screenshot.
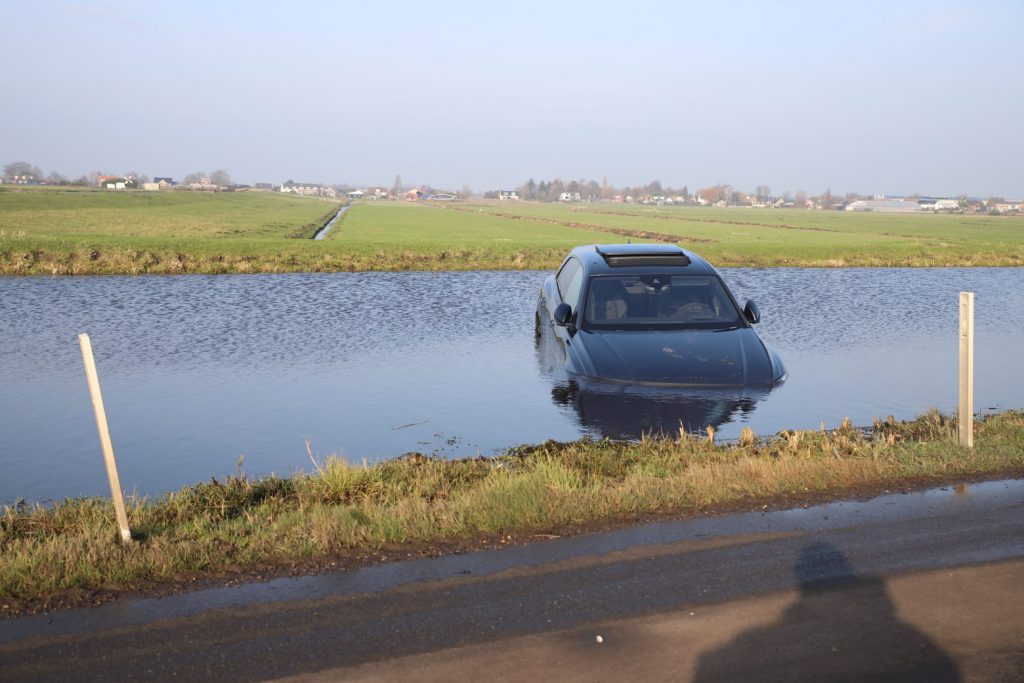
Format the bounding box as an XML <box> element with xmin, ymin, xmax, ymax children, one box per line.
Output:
<box><xmin>3</xmin><ymin>189</ymin><xmax>1023</xmax><ymax>275</ymax></box>
<box><xmin>2</xmin><ymin>411</ymin><xmax>1023</xmax><ymax>610</ymax></box>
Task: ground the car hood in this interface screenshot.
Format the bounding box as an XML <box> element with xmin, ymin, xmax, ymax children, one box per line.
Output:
<box><xmin>577</xmin><ymin>327</ymin><xmax>774</xmax><ymax>387</ymax></box>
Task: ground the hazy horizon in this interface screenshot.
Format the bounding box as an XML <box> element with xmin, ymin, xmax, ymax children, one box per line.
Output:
<box><xmin>3</xmin><ymin>1</ymin><xmax>1022</xmax><ymax>198</ymax></box>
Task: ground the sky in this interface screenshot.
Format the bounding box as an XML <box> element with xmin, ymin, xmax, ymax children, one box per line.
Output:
<box><xmin>2</xmin><ymin>0</ymin><xmax>1022</xmax><ymax>197</ymax></box>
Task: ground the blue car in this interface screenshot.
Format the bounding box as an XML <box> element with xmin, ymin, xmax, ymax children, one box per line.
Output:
<box><xmin>537</xmin><ymin>244</ymin><xmax>787</xmax><ymax>387</ymax></box>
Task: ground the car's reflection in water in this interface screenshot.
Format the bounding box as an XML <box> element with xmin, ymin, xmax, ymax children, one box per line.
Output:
<box><xmin>548</xmin><ymin>377</ymin><xmax>773</xmax><ymax>439</ymax></box>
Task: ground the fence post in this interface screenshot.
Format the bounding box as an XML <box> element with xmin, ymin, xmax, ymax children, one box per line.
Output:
<box><xmin>78</xmin><ymin>333</ymin><xmax>132</xmax><ymax>543</ymax></box>
<box><xmin>958</xmin><ymin>292</ymin><xmax>974</xmax><ymax>448</ymax></box>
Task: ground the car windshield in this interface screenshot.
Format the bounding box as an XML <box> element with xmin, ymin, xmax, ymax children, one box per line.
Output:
<box><xmin>582</xmin><ymin>274</ymin><xmax>743</xmax><ymax>329</ymax></box>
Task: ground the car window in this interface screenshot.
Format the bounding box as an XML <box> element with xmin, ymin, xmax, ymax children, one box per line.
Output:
<box><xmin>555</xmin><ymin>258</ymin><xmax>584</xmax><ymax>308</ymax></box>
<box><xmin>583</xmin><ymin>274</ymin><xmax>742</xmax><ymax>329</ymax></box>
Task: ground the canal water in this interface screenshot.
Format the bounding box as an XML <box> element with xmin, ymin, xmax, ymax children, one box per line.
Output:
<box><xmin>1</xmin><ymin>268</ymin><xmax>1022</xmax><ymax>503</ymax></box>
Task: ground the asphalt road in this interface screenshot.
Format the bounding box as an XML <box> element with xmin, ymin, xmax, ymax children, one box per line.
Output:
<box><xmin>2</xmin><ymin>480</ymin><xmax>1023</xmax><ymax>682</ymax></box>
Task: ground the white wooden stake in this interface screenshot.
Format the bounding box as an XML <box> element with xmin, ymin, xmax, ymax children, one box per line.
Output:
<box><xmin>78</xmin><ymin>333</ymin><xmax>132</xmax><ymax>543</ymax></box>
<box><xmin>958</xmin><ymin>292</ymin><xmax>974</xmax><ymax>449</ymax></box>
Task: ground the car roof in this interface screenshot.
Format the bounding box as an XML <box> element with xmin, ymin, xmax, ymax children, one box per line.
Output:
<box><xmin>568</xmin><ymin>244</ymin><xmax>718</xmax><ymax>276</ymax></box>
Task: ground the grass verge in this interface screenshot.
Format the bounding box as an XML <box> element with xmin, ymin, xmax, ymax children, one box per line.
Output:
<box><xmin>2</xmin><ymin>410</ymin><xmax>1023</xmax><ymax>613</ymax></box>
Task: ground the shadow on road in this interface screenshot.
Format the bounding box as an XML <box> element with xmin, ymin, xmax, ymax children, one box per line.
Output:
<box><xmin>693</xmin><ymin>542</ymin><xmax>961</xmax><ymax>682</ymax></box>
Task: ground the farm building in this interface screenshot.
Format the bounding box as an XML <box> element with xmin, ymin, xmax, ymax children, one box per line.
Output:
<box><xmin>845</xmin><ymin>200</ymin><xmax>922</xmax><ymax>213</ymax></box>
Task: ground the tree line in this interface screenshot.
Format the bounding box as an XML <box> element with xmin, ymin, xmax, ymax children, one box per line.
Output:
<box><xmin>495</xmin><ymin>177</ymin><xmax>872</xmax><ymax>207</ymax></box>
<box><xmin>2</xmin><ymin>161</ymin><xmax>231</xmax><ymax>188</ymax></box>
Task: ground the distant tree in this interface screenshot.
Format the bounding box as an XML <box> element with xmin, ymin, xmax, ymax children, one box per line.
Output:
<box><xmin>681</xmin><ymin>185</ymin><xmax>689</xmax><ymax>201</ymax></box>
<box><xmin>794</xmin><ymin>190</ymin><xmax>808</xmax><ymax>207</ymax></box>
<box><xmin>549</xmin><ymin>179</ymin><xmax>565</xmax><ymax>200</ymax></box>
<box><xmin>755</xmin><ymin>185</ymin><xmax>771</xmax><ymax>203</ymax></box>
<box><xmin>461</xmin><ymin>184</ymin><xmax>473</xmax><ymax>199</ymax></box>
<box><xmin>209</xmin><ymin>169</ymin><xmax>231</xmax><ymax>187</ymax></box>
<box><xmin>819</xmin><ymin>187</ymin><xmax>836</xmax><ymax>210</ymax></box>
<box><xmin>184</xmin><ymin>171</ymin><xmax>206</xmax><ymax>185</ymax></box>
<box><xmin>647</xmin><ymin>180</ymin><xmax>663</xmax><ymax>196</ymax></box>
<box><xmin>537</xmin><ymin>180</ymin><xmax>549</xmax><ymax>200</ymax></box>
<box><xmin>587</xmin><ymin>180</ymin><xmax>601</xmax><ymax>200</ymax></box>
<box><xmin>4</xmin><ymin>161</ymin><xmax>43</xmax><ymax>180</ymax></box>
<box><xmin>699</xmin><ymin>184</ymin><xmax>733</xmax><ymax>205</ymax></box>
<box><xmin>46</xmin><ymin>171</ymin><xmax>67</xmax><ymax>185</ymax></box>
<box><xmin>392</xmin><ymin>174</ymin><xmax>402</xmax><ymax>196</ymax></box>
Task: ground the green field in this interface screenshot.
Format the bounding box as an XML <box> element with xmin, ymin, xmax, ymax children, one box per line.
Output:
<box><xmin>0</xmin><ymin>187</ymin><xmax>343</xmax><ymax>274</ymax></box>
<box><xmin>439</xmin><ymin>202</ymin><xmax>1024</xmax><ymax>267</ymax></box>
<box><xmin>2</xmin><ymin>187</ymin><xmax>1022</xmax><ymax>275</ymax></box>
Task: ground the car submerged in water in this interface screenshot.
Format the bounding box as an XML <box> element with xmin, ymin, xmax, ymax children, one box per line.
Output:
<box><xmin>536</xmin><ymin>244</ymin><xmax>787</xmax><ymax>387</ymax></box>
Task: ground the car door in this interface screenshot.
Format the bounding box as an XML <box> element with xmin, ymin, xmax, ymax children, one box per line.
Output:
<box><xmin>549</xmin><ymin>257</ymin><xmax>585</xmax><ymax>361</ymax></box>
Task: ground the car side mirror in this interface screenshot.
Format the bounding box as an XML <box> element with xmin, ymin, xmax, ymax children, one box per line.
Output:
<box><xmin>553</xmin><ymin>302</ymin><xmax>573</xmax><ymax>326</ymax></box>
<box><xmin>744</xmin><ymin>300</ymin><xmax>761</xmax><ymax>324</ymax></box>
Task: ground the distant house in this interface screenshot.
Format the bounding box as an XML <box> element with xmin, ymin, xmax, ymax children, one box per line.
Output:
<box><xmin>559</xmin><ymin>192</ymin><xmax>581</xmax><ymax>202</ymax></box>
<box><xmin>253</xmin><ymin>183</ymin><xmax>274</xmax><ymax>192</ymax></box>
<box><xmin>429</xmin><ymin>193</ymin><xmax>457</xmax><ymax>201</ymax></box>
<box><xmin>142</xmin><ymin>182</ymin><xmax>160</xmax><ymax>191</ymax></box>
<box><xmin>98</xmin><ymin>175</ymin><xmax>127</xmax><ymax>189</ymax></box>
<box><xmin>497</xmin><ymin>190</ymin><xmax>519</xmax><ymax>201</ymax></box>
<box><xmin>845</xmin><ymin>200</ymin><xmax>922</xmax><ymax>213</ymax></box>
<box><xmin>933</xmin><ymin>199</ymin><xmax>960</xmax><ymax>211</ymax></box>
<box><xmin>185</xmin><ymin>177</ymin><xmax>214</xmax><ymax>190</ymax></box>
<box><xmin>153</xmin><ymin>177</ymin><xmax>175</xmax><ymax>189</ymax></box>
<box><xmin>8</xmin><ymin>175</ymin><xmax>37</xmax><ymax>185</ymax></box>
<box><xmin>346</xmin><ymin>190</ymin><xmax>365</xmax><ymax>199</ymax></box>
<box><xmin>280</xmin><ymin>181</ymin><xmax>335</xmax><ymax>198</ymax></box>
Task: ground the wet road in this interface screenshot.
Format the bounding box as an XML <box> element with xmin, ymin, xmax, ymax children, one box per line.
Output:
<box><xmin>2</xmin><ymin>480</ymin><xmax>1023</xmax><ymax>681</ymax></box>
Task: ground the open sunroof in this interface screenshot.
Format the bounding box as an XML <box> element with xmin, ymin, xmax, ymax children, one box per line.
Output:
<box><xmin>594</xmin><ymin>245</ymin><xmax>691</xmax><ymax>267</ymax></box>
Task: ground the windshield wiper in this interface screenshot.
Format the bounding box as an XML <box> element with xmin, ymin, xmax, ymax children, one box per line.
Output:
<box><xmin>712</xmin><ymin>325</ymin><xmax>741</xmax><ymax>333</ymax></box>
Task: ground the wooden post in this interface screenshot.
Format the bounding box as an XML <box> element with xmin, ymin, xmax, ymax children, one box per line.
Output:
<box><xmin>958</xmin><ymin>292</ymin><xmax>974</xmax><ymax>448</ymax></box>
<box><xmin>78</xmin><ymin>334</ymin><xmax>132</xmax><ymax>543</ymax></box>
